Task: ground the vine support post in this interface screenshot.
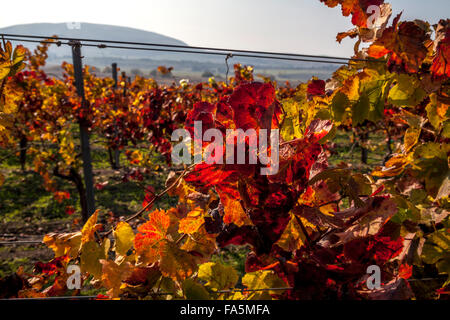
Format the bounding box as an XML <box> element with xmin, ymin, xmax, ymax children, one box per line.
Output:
<box><xmin>71</xmin><ymin>41</ymin><xmax>96</xmax><ymax>222</ymax></box>
<box><xmin>360</xmin><ymin>131</ymin><xmax>368</xmax><ymax>164</ymax></box>
<box><xmin>111</xmin><ymin>62</ymin><xmax>120</xmax><ymax>169</ymax></box>
<box><xmin>121</xmin><ymin>71</ymin><xmax>127</xmax><ymax>97</ymax></box>
<box><xmin>19</xmin><ymin>135</ymin><xmax>27</xmax><ymax>171</ymax></box>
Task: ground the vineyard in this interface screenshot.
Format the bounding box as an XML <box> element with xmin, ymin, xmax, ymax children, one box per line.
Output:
<box><xmin>0</xmin><ymin>0</ymin><xmax>449</xmax><ymax>301</ymax></box>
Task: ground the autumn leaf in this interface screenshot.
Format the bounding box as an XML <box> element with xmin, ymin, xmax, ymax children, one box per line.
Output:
<box><xmin>320</xmin><ymin>0</ymin><xmax>384</xmax><ymax>28</ymax></box>
<box><xmin>422</xmin><ymin>223</ymin><xmax>450</xmax><ymax>285</ymax></box>
<box><xmin>228</xmin><ymin>82</ymin><xmax>278</xmax><ymax>131</ymax></box>
<box><xmin>100</xmin><ymin>259</ymin><xmax>133</xmax><ymax>298</ymax></box>
<box><xmin>331</xmin><ymin>91</ymin><xmax>350</xmax><ymax>123</ymax></box>
<box><xmin>431</xmin><ymin>21</ymin><xmax>450</xmax><ymax>79</ymax></box>
<box><xmin>179</xmin><ymin>207</ymin><xmax>206</xmax><ymax>234</ymax></box>
<box><xmin>43</xmin><ymin>232</ymin><xmax>81</xmax><ymax>259</ymax></box>
<box><xmin>333</xmin><ymin>197</ymin><xmax>399</xmax><ymax>245</ymax></box>
<box><xmin>180</xmin><ymin>227</ymin><xmax>217</xmax><ymax>263</ymax></box>
<box><xmin>372</xmin><ymin>154</ymin><xmax>412</xmax><ymax>177</ymax></box>
<box><xmin>307</xmin><ymin>79</ymin><xmax>325</xmax><ymax>98</ymax></box>
<box><xmin>159</xmin><ymin>241</ymin><xmax>198</xmax><ymax>281</ymax></box>
<box><xmin>275</xmin><ymin>214</ymin><xmax>310</xmax><ymax>252</ymax></box>
<box><xmin>217</xmin><ymin>184</ymin><xmax>252</xmax><ymax>227</ymax></box>
<box><xmin>280</xmin><ymin>98</ymin><xmax>303</xmax><ymax>141</ymax></box>
<box><xmin>113</xmin><ymin>222</ymin><xmax>135</xmax><ymax>256</ymax></box>
<box><xmin>80</xmin><ymin>240</ymin><xmax>108</xmax><ymax>280</ymax></box>
<box><xmin>399</xmin><ymin>263</ymin><xmax>413</xmax><ymax>280</ymax></box>
<box><xmin>182</xmin><ymin>278</ymin><xmax>210</xmax><ymax>300</ymax></box>
<box><xmin>242</xmin><ymin>270</ymin><xmax>288</xmax><ymax>299</ymax></box>
<box><xmin>134</xmin><ymin>209</ymin><xmax>172</xmax><ymax>264</ymax></box>
<box><xmin>368</xmin><ymin>17</ymin><xmax>430</xmax><ymax>73</ymax></box>
<box><xmin>198</xmin><ymin>262</ymin><xmax>238</xmax><ymax>291</ymax></box>
<box><xmin>81</xmin><ymin>210</ymin><xmax>101</xmax><ymax>244</ymax></box>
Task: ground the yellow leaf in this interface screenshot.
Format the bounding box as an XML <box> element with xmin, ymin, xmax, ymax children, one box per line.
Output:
<box><xmin>0</xmin><ymin>63</ymin><xmax>10</xmax><ymax>80</ymax></box>
<box><xmin>12</xmin><ymin>45</ymin><xmax>26</xmax><ymax>66</ymax></box>
<box><xmin>166</xmin><ymin>174</ymin><xmax>197</xmax><ymax>204</ymax></box>
<box><xmin>404</xmin><ymin>127</ymin><xmax>421</xmax><ymax>152</ymax></box>
<box><xmin>43</xmin><ymin>232</ymin><xmax>82</xmax><ymax>259</ymax></box>
<box><xmin>179</xmin><ymin>207</ymin><xmax>205</xmax><ymax>234</ymax></box>
<box><xmin>159</xmin><ymin>241</ymin><xmax>197</xmax><ymax>282</ymax></box>
<box><xmin>342</xmin><ymin>76</ymin><xmax>360</xmax><ymax>102</ymax></box>
<box><xmin>242</xmin><ymin>270</ymin><xmax>287</xmax><ymax>300</ymax></box>
<box><xmin>81</xmin><ymin>210</ymin><xmax>100</xmax><ymax>244</ymax></box>
<box><xmin>80</xmin><ymin>241</ymin><xmax>105</xmax><ymax>280</ymax></box>
<box><xmin>130</xmin><ymin>150</ymin><xmax>143</xmax><ymax>164</ymax></box>
<box><xmin>426</xmin><ymin>93</ymin><xmax>449</xmax><ymax>129</ymax></box>
<box><xmin>276</xmin><ymin>214</ymin><xmax>312</xmax><ymax>252</ymax></box>
<box><xmin>113</xmin><ymin>222</ymin><xmax>135</xmax><ymax>256</ymax></box>
<box><xmin>100</xmin><ymin>259</ymin><xmax>133</xmax><ymax>299</ymax></box>
<box><xmin>180</xmin><ymin>227</ymin><xmax>217</xmax><ymax>263</ymax></box>
<box><xmin>372</xmin><ymin>153</ymin><xmax>412</xmax><ymax>177</ymax></box>
<box><xmin>198</xmin><ymin>262</ymin><xmax>238</xmax><ymax>291</ymax></box>
<box><xmin>280</xmin><ymin>99</ymin><xmax>303</xmax><ymax>141</ymax></box>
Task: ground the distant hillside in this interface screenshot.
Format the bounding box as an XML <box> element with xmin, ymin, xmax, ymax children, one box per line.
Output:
<box><xmin>0</xmin><ymin>22</ymin><xmax>189</xmax><ymax>61</ymax></box>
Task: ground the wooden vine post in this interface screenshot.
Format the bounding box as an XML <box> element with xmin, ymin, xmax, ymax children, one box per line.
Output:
<box><xmin>71</xmin><ymin>41</ymin><xmax>96</xmax><ymax>222</ymax></box>
<box><xmin>111</xmin><ymin>62</ymin><xmax>120</xmax><ymax>169</ymax></box>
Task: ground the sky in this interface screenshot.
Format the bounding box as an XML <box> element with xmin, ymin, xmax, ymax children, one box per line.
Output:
<box><xmin>0</xmin><ymin>0</ymin><xmax>449</xmax><ymax>57</ymax></box>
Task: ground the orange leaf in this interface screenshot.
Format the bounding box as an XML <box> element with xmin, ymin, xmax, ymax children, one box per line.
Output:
<box><xmin>81</xmin><ymin>210</ymin><xmax>100</xmax><ymax>244</ymax></box>
<box><xmin>159</xmin><ymin>241</ymin><xmax>197</xmax><ymax>281</ymax></box>
<box><xmin>134</xmin><ymin>209</ymin><xmax>173</xmax><ymax>264</ymax></box>
<box><xmin>100</xmin><ymin>259</ymin><xmax>133</xmax><ymax>298</ymax></box>
<box><xmin>178</xmin><ymin>207</ymin><xmax>205</xmax><ymax>234</ymax></box>
<box><xmin>399</xmin><ymin>263</ymin><xmax>413</xmax><ymax>280</ymax></box>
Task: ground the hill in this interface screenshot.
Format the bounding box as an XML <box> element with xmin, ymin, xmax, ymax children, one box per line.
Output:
<box><xmin>0</xmin><ymin>22</ymin><xmax>189</xmax><ymax>61</ymax></box>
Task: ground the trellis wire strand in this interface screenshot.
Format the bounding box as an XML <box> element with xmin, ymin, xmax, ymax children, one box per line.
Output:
<box><xmin>2</xmin><ymin>37</ymin><xmax>353</xmax><ymax>65</ymax></box>
<box><xmin>1</xmin><ymin>33</ymin><xmax>379</xmax><ymax>63</ymax></box>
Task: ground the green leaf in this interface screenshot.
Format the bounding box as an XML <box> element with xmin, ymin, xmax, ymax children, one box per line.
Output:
<box><xmin>422</xmin><ymin>228</ymin><xmax>450</xmax><ymax>284</ymax></box>
<box><xmin>331</xmin><ymin>91</ymin><xmax>349</xmax><ymax>122</ymax></box>
<box><xmin>413</xmin><ymin>143</ymin><xmax>449</xmax><ymax>198</ymax></box>
<box><xmin>352</xmin><ymin>94</ymin><xmax>370</xmax><ymax>126</ymax></box>
<box><xmin>182</xmin><ymin>278</ymin><xmax>210</xmax><ymax>300</ymax></box>
<box><xmin>388</xmin><ymin>74</ymin><xmax>426</xmax><ymax>107</ymax></box>
<box><xmin>80</xmin><ymin>241</ymin><xmax>105</xmax><ymax>280</ymax></box>
<box><xmin>443</xmin><ymin>121</ymin><xmax>450</xmax><ymax>139</ymax></box>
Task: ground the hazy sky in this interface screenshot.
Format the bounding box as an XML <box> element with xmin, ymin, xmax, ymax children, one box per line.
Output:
<box><xmin>0</xmin><ymin>0</ymin><xmax>449</xmax><ymax>57</ymax></box>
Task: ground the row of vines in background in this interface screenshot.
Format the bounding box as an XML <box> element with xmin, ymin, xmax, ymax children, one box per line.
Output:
<box><xmin>0</xmin><ymin>0</ymin><xmax>449</xmax><ymax>300</ymax></box>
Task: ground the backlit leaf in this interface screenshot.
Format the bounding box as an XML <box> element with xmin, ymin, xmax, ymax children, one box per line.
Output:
<box><xmin>113</xmin><ymin>222</ymin><xmax>135</xmax><ymax>256</ymax></box>
<box><xmin>198</xmin><ymin>262</ymin><xmax>238</xmax><ymax>291</ymax></box>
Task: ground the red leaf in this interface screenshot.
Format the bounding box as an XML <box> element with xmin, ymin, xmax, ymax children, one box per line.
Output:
<box><xmin>95</xmin><ymin>181</ymin><xmax>109</xmax><ymax>190</ymax></box>
<box><xmin>34</xmin><ymin>257</ymin><xmax>66</xmax><ymax>275</ymax></box>
<box><xmin>65</xmin><ymin>205</ymin><xmax>75</xmax><ymax>215</ymax></box>
<box><xmin>307</xmin><ymin>79</ymin><xmax>326</xmax><ymax>98</ymax></box>
<box><xmin>431</xmin><ymin>28</ymin><xmax>450</xmax><ymax>79</ymax></box>
<box><xmin>142</xmin><ymin>186</ymin><xmax>155</xmax><ymax>211</ymax></box>
<box><xmin>228</xmin><ymin>82</ymin><xmax>278</xmax><ymax>131</ymax></box>
<box><xmin>398</xmin><ymin>263</ymin><xmax>413</xmax><ymax>280</ymax></box>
